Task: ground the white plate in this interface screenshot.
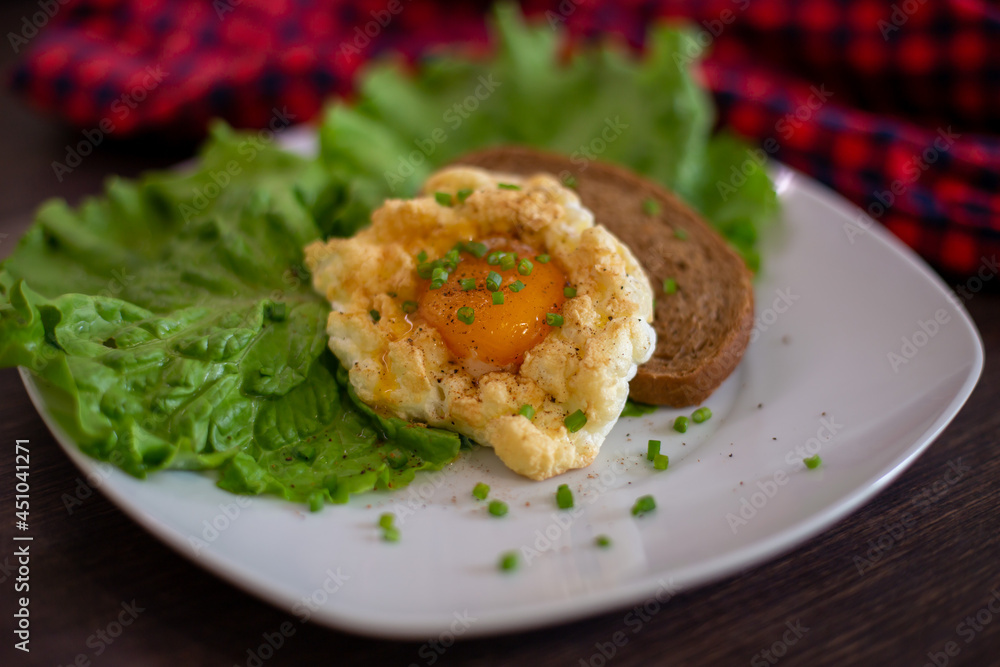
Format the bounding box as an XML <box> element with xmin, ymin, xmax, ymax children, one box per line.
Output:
<box><xmin>21</xmin><ymin>151</ymin><xmax>983</xmax><ymax>639</ymax></box>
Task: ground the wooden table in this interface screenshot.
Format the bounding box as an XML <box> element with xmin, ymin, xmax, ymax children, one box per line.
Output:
<box><xmin>2</xmin><ymin>7</ymin><xmax>999</xmax><ymax>665</ymax></box>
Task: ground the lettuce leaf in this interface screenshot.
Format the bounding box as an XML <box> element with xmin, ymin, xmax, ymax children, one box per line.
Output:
<box><xmin>319</xmin><ymin>4</ymin><xmax>777</xmax><ymax>264</ymax></box>
<box><xmin>0</xmin><ymin>124</ymin><xmax>460</xmax><ymax>507</ymax></box>
<box><xmin>0</xmin><ymin>6</ymin><xmax>776</xmax><ymax>507</ymax></box>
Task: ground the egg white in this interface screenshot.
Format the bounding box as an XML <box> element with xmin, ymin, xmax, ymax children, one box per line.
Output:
<box><xmin>304</xmin><ymin>166</ymin><xmax>655</xmax><ymax>480</ymax></box>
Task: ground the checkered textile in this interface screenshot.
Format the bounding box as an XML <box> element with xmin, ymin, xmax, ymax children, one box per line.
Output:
<box><xmin>8</xmin><ymin>0</ymin><xmax>999</xmax><ymax>275</ymax></box>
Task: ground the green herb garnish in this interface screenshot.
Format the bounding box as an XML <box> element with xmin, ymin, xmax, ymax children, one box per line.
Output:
<box><xmin>673</xmin><ymin>416</ymin><xmax>689</xmax><ymax>433</ymax></box>
<box><xmin>647</xmin><ymin>439</ymin><xmax>661</xmax><ymax>461</ymax></box>
<box><xmin>489</xmin><ymin>500</ymin><xmax>509</xmax><ymax>517</ymax></box>
<box><xmin>631</xmin><ymin>495</ymin><xmax>656</xmax><ymax>517</ymax></box>
<box><xmin>464</xmin><ymin>240</ymin><xmax>487</xmax><ymax>257</ymax></box>
<box><xmin>564</xmin><ymin>409</ymin><xmax>587</xmax><ymax>432</ymax></box>
<box><xmin>499</xmin><ymin>551</ymin><xmax>519</xmax><ymax>571</ymax></box>
<box><xmin>556</xmin><ymin>484</ymin><xmax>574</xmax><ymax>509</ymax></box>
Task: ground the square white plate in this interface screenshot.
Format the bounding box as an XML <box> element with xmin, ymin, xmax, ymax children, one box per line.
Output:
<box><xmin>21</xmin><ymin>157</ymin><xmax>983</xmax><ymax>639</ymax></box>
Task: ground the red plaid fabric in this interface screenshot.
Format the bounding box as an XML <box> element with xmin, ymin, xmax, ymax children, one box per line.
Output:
<box><xmin>8</xmin><ymin>0</ymin><xmax>999</xmax><ymax>276</ymax></box>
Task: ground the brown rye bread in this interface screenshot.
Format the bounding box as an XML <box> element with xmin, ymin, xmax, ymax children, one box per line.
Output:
<box><xmin>453</xmin><ymin>146</ymin><xmax>754</xmax><ymax>407</ymax></box>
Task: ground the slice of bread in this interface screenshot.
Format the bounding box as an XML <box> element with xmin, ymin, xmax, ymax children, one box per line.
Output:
<box><xmin>453</xmin><ymin>146</ymin><xmax>754</xmax><ymax>407</ymax></box>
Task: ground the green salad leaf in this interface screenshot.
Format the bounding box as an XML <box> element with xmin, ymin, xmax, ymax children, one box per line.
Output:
<box><xmin>319</xmin><ymin>3</ymin><xmax>777</xmax><ymax>265</ymax></box>
<box><xmin>0</xmin><ymin>125</ymin><xmax>461</xmax><ymax>506</ymax></box>
<box><xmin>0</xmin><ymin>6</ymin><xmax>777</xmax><ymax>507</ymax></box>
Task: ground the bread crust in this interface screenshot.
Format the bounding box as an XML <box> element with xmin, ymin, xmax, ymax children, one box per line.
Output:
<box><xmin>453</xmin><ymin>146</ymin><xmax>754</xmax><ymax>407</ymax></box>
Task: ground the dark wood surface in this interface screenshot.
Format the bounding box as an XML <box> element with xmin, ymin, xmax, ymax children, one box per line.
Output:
<box><xmin>2</xmin><ymin>4</ymin><xmax>999</xmax><ymax>665</ymax></box>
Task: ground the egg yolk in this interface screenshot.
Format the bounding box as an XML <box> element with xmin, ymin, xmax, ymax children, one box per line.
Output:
<box><xmin>417</xmin><ymin>239</ymin><xmax>566</xmax><ymax>370</ymax></box>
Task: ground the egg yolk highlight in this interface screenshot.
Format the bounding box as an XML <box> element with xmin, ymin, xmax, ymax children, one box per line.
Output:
<box><xmin>417</xmin><ymin>239</ymin><xmax>566</xmax><ymax>369</ymax></box>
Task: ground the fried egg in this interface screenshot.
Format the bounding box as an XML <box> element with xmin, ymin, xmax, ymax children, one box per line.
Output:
<box><xmin>303</xmin><ymin>166</ymin><xmax>655</xmax><ymax>480</ymax></box>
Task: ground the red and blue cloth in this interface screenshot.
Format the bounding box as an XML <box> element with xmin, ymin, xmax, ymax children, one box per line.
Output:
<box><xmin>9</xmin><ymin>0</ymin><xmax>1000</xmax><ymax>276</ymax></box>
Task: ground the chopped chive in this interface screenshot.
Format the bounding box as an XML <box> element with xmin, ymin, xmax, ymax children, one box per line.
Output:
<box><xmin>378</xmin><ymin>513</ymin><xmax>394</xmax><ymax>530</ymax></box>
<box><xmin>488</xmin><ymin>500</ymin><xmax>509</xmax><ymax>517</ymax></box>
<box><xmin>456</xmin><ymin>188</ymin><xmax>474</xmax><ymax>203</ymax></box>
<box><xmin>509</xmin><ymin>280</ymin><xmax>526</xmax><ymax>292</ymax></box>
<box><xmin>563</xmin><ymin>174</ymin><xmax>578</xmax><ymax>188</ymax></box>
<box><xmin>382</xmin><ymin>526</ymin><xmax>400</xmax><ymax>542</ymax></box>
<box><xmin>369</xmin><ymin>309</ymin><xmax>381</xmax><ymax>323</ymax></box>
<box><xmin>492</xmin><ymin>291</ymin><xmax>504</xmax><ymax>305</ymax></box>
<box><xmin>563</xmin><ymin>286</ymin><xmax>577</xmax><ymax>298</ymax></box>
<box><xmin>472</xmin><ymin>482</ymin><xmax>490</xmax><ymax>500</ymax></box>
<box><xmin>564</xmin><ymin>409</ymin><xmax>587</xmax><ymax>433</ymax></box>
<box><xmin>517</xmin><ymin>258</ymin><xmax>534</xmax><ymax>276</ymax></box>
<box><xmin>663</xmin><ymin>278</ymin><xmax>677</xmax><ymax>294</ymax></box>
<box><xmin>647</xmin><ymin>439</ymin><xmax>661</xmax><ymax>461</ymax></box>
<box><xmin>631</xmin><ymin>495</ymin><xmax>656</xmax><ymax>516</ymax></box>
<box><xmin>498</xmin><ymin>183</ymin><xmax>521</xmax><ymax>190</ymax></box>
<box><xmin>434</xmin><ymin>192</ymin><xmax>453</xmax><ymax>206</ymax></box>
<box><xmin>499</xmin><ymin>253</ymin><xmax>516</xmax><ymax>271</ymax></box>
<box><xmin>546</xmin><ymin>313</ymin><xmax>564</xmax><ymax>327</ymax></box>
<box><xmin>459</xmin><ymin>278</ymin><xmax>476</xmax><ymax>291</ymax></box>
<box><xmin>519</xmin><ymin>404</ymin><xmax>535</xmax><ymax>420</ymax></box>
<box><xmin>417</xmin><ymin>263</ymin><xmax>433</xmax><ymax>279</ymax></box>
<box><xmin>487</xmin><ymin>251</ymin><xmax>503</xmax><ymax>265</ymax></box>
<box><xmin>429</xmin><ymin>279</ymin><xmax>445</xmax><ymax>290</ymax></box>
<box><xmin>673</xmin><ymin>416</ymin><xmax>689</xmax><ymax>433</ymax></box>
<box><xmin>804</xmin><ymin>455</ymin><xmax>822</xmax><ymax>469</ymax></box>
<box><xmin>456</xmin><ymin>307</ymin><xmax>475</xmax><ymax>325</ymax></box>
<box><xmin>486</xmin><ymin>271</ymin><xmax>502</xmax><ymax>292</ymax></box>
<box><xmin>674</xmin><ymin>228</ymin><xmax>688</xmax><ymax>240</ymax></box>
<box><xmin>402</xmin><ymin>300</ymin><xmax>418</xmax><ymax>314</ymax></box>
<box><xmin>464</xmin><ymin>240</ymin><xmax>487</xmax><ymax>257</ymax></box>
<box><xmin>556</xmin><ymin>484</ymin><xmax>574</xmax><ymax>510</ymax></box>
<box><xmin>536</xmin><ymin>254</ymin><xmax>550</xmax><ymax>263</ymax></box>
<box><xmin>416</xmin><ymin>250</ymin><xmax>428</xmax><ymax>263</ymax></box>
<box><xmin>595</xmin><ymin>535</ymin><xmax>612</xmax><ymax>548</ymax></box>
<box><xmin>692</xmin><ymin>407</ymin><xmax>712</xmax><ymax>423</ymax></box>
<box><xmin>499</xmin><ymin>551</ymin><xmax>519</xmax><ymax>571</ymax></box>
<box><xmin>642</xmin><ymin>198</ymin><xmax>661</xmax><ymax>216</ymax></box>
<box><xmin>431</xmin><ymin>266</ymin><xmax>449</xmax><ymax>282</ymax></box>
<box><xmin>653</xmin><ymin>454</ymin><xmax>669</xmax><ymax>471</ymax></box>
